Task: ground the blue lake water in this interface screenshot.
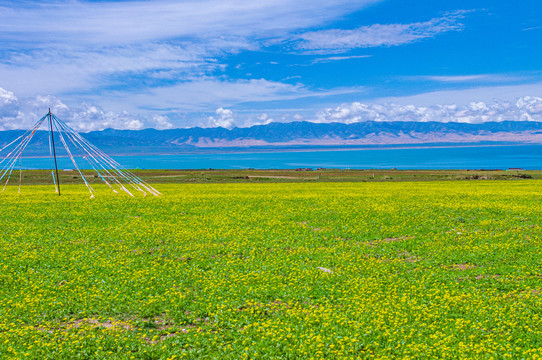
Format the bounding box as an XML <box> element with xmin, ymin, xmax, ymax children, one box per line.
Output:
<box><xmin>16</xmin><ymin>145</ymin><xmax>542</xmax><ymax>170</ymax></box>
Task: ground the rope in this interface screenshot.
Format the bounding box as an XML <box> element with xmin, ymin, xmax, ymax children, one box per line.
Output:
<box><xmin>0</xmin><ymin>114</ymin><xmax>45</xmax><ymax>155</ymax></box>
<box><xmin>52</xmin><ymin>120</ymin><xmax>95</xmax><ymax>197</ymax></box>
<box><xmin>59</xmin><ymin>119</ymin><xmax>161</xmax><ymax>196</ymax></box>
<box><xmin>0</xmin><ymin>119</ymin><xmax>45</xmax><ymax>180</ymax></box>
<box><xmin>54</xmin><ymin>115</ymin><xmax>151</xmax><ymax>196</ymax></box>
<box><xmin>48</xmin><ymin>114</ymin><xmax>58</xmax><ymax>193</ymax></box>
<box><xmin>18</xmin><ymin>155</ymin><xmax>22</xmax><ymax>194</ymax></box>
<box><xmin>55</xmin><ymin>119</ymin><xmax>120</xmax><ymax>194</ymax></box>
<box><xmin>0</xmin><ymin>118</ymin><xmax>46</xmax><ymax>193</ymax></box>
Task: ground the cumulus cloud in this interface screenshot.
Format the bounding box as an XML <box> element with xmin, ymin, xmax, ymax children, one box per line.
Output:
<box><xmin>0</xmin><ymin>88</ymin><xmax>144</xmax><ymax>132</ymax></box>
<box><xmin>0</xmin><ymin>88</ymin><xmax>17</xmax><ymax>106</ymax></box>
<box><xmin>69</xmin><ymin>106</ymin><xmax>144</xmax><ymax>132</ymax></box>
<box><xmin>3</xmin><ymin>85</ymin><xmax>542</xmax><ymax>131</ymax></box>
<box><xmin>295</xmin><ymin>11</ymin><xmax>468</xmax><ymax>53</ymax></box>
<box><xmin>208</xmin><ymin>108</ymin><xmax>236</xmax><ymax>129</ymax></box>
<box><xmin>0</xmin><ymin>91</ymin><xmax>70</xmax><ymax>130</ymax></box>
<box><xmin>151</xmin><ymin>115</ymin><xmax>174</xmax><ymax>130</ymax></box>
<box><xmin>253</xmin><ymin>113</ymin><xmax>274</xmax><ymax>126</ymax></box>
<box><xmin>316</xmin><ymin>97</ymin><xmax>542</xmax><ymax>124</ymax></box>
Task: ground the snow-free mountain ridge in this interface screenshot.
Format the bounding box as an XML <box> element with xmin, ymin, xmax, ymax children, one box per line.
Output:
<box><xmin>3</xmin><ymin>121</ymin><xmax>542</xmax><ymax>155</ymax></box>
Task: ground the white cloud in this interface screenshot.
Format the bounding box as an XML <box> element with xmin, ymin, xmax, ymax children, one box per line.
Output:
<box><xmin>150</xmin><ymin>115</ymin><xmax>174</xmax><ymax>130</ymax></box>
<box><xmin>310</xmin><ymin>55</ymin><xmax>372</xmax><ymax>64</ymax></box>
<box><xmin>517</xmin><ymin>96</ymin><xmax>542</xmax><ymax>118</ymax></box>
<box><xmin>522</xmin><ymin>25</ymin><xmax>542</xmax><ymax>31</ymax></box>
<box><xmin>295</xmin><ymin>11</ymin><xmax>468</xmax><ymax>53</ymax></box>
<box><xmin>315</xmin><ymin>96</ymin><xmax>542</xmax><ymax>124</ymax></box>
<box><xmin>0</xmin><ymin>83</ymin><xmax>363</xmax><ymax>131</ymax></box>
<box><xmin>0</xmin><ymin>91</ymin><xmax>71</xmax><ymax>130</ymax></box>
<box><xmin>253</xmin><ymin>113</ymin><xmax>274</xmax><ymax>126</ymax></box>
<box><xmin>0</xmin><ymin>0</ymin><xmax>379</xmax><ymax>108</ymax></box>
<box><xmin>0</xmin><ymin>88</ymin><xmax>17</xmax><ymax>106</ymax></box>
<box><xmin>108</xmin><ymin>78</ymin><xmax>362</xmax><ymax>112</ymax></box>
<box><xmin>70</xmin><ymin>106</ymin><xmax>144</xmax><ymax>132</ymax></box>
<box><xmin>3</xmin><ymin>84</ymin><xmax>542</xmax><ymax>132</ymax></box>
<box><xmin>417</xmin><ymin>74</ymin><xmax>527</xmax><ymax>83</ymax></box>
<box><xmin>0</xmin><ymin>89</ymin><xmax>144</xmax><ymax>131</ymax></box>
<box><xmin>375</xmin><ymin>82</ymin><xmax>542</xmax><ymax>107</ymax></box>
<box><xmin>283</xmin><ymin>76</ymin><xmax>302</xmax><ymax>80</ymax></box>
<box><xmin>208</xmin><ymin>107</ymin><xmax>236</xmax><ymax>129</ymax></box>
<box><xmin>0</xmin><ymin>43</ymin><xmax>227</xmax><ymax>97</ymax></box>
<box><xmin>421</xmin><ymin>75</ymin><xmax>489</xmax><ymax>82</ymax></box>
<box><xmin>0</xmin><ymin>0</ymin><xmax>379</xmax><ymax>46</ymax></box>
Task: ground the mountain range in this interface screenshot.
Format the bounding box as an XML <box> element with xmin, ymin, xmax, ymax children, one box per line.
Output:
<box><xmin>3</xmin><ymin>120</ymin><xmax>542</xmax><ymax>156</ymax></box>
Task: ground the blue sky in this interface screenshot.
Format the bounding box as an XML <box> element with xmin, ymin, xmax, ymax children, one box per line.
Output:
<box><xmin>0</xmin><ymin>0</ymin><xmax>541</xmax><ymax>131</ymax></box>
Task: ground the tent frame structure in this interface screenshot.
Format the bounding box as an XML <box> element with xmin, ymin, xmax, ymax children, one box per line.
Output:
<box><xmin>0</xmin><ymin>110</ymin><xmax>161</xmax><ymax>198</ymax></box>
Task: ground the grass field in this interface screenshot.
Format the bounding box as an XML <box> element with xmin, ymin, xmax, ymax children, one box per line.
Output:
<box><xmin>1</xmin><ymin>180</ymin><xmax>542</xmax><ymax>359</ymax></box>
<box><xmin>9</xmin><ymin>168</ymin><xmax>541</xmax><ymax>186</ymax></box>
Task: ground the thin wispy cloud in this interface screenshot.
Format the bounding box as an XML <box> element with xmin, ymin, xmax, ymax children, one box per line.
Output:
<box><xmin>121</xmin><ymin>79</ymin><xmax>364</xmax><ymax>112</ymax></box>
<box><xmin>0</xmin><ymin>0</ymin><xmax>377</xmax><ymax>46</ymax></box>
<box><xmin>522</xmin><ymin>25</ymin><xmax>542</xmax><ymax>31</ymax></box>
<box><xmin>310</xmin><ymin>55</ymin><xmax>372</xmax><ymax>64</ymax></box>
<box><xmin>377</xmin><ymin>82</ymin><xmax>542</xmax><ymax>107</ymax></box>
<box><xmin>422</xmin><ymin>75</ymin><xmax>489</xmax><ymax>82</ymax></box>
<box><xmin>415</xmin><ymin>74</ymin><xmax>528</xmax><ymax>83</ymax></box>
<box><xmin>0</xmin><ymin>43</ymin><xmax>225</xmax><ymax>96</ymax></box>
<box><xmin>294</xmin><ymin>11</ymin><xmax>470</xmax><ymax>54</ymax></box>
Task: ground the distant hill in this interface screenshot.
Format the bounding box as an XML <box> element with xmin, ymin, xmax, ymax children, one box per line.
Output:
<box><xmin>3</xmin><ymin>120</ymin><xmax>542</xmax><ymax>155</ymax></box>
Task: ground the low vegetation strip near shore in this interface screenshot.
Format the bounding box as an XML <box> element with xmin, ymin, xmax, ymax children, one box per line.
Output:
<box><xmin>8</xmin><ymin>168</ymin><xmax>542</xmax><ymax>186</ymax></box>
<box><xmin>0</xmin><ymin>182</ymin><xmax>541</xmax><ymax>358</ymax></box>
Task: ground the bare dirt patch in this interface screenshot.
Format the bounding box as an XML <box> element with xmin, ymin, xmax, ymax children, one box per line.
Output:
<box><xmin>397</xmin><ymin>251</ymin><xmax>419</xmax><ymax>263</ymax></box>
<box><xmin>367</xmin><ymin>236</ymin><xmax>415</xmax><ymax>247</ymax></box>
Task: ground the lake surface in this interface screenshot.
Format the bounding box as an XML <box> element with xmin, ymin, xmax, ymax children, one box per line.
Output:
<box><xmin>16</xmin><ymin>145</ymin><xmax>542</xmax><ymax>170</ymax></box>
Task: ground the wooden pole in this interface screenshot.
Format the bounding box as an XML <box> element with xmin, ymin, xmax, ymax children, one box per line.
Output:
<box><xmin>49</xmin><ymin>108</ymin><xmax>61</xmax><ymax>196</ymax></box>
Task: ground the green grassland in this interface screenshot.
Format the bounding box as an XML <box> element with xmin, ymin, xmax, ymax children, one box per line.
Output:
<box><xmin>1</xmin><ymin>180</ymin><xmax>542</xmax><ymax>359</ymax></box>
<box><xmin>12</xmin><ymin>168</ymin><xmax>541</xmax><ymax>186</ymax></box>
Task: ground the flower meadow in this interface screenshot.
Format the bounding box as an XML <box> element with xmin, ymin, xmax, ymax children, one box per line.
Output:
<box><xmin>0</xmin><ymin>181</ymin><xmax>542</xmax><ymax>359</ymax></box>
